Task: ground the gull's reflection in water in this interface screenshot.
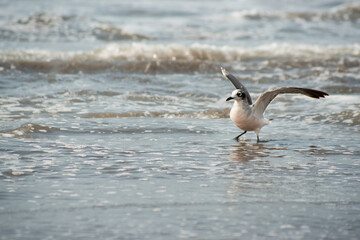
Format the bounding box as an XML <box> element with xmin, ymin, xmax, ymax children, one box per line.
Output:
<box><xmin>225</xmin><ymin>141</ymin><xmax>286</xmax><ymax>198</ymax></box>
<box><xmin>229</xmin><ymin>142</ymin><xmax>272</xmax><ymax>162</ymax></box>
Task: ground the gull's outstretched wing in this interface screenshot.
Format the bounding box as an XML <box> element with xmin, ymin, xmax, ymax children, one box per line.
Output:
<box><xmin>253</xmin><ymin>87</ymin><xmax>328</xmax><ymax>117</ymax></box>
<box><xmin>221</xmin><ymin>67</ymin><xmax>252</xmax><ymax>105</ymax></box>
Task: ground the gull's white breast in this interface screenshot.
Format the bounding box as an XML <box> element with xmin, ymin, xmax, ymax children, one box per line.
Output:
<box><xmin>230</xmin><ymin>101</ymin><xmax>268</xmax><ymax>132</ymax></box>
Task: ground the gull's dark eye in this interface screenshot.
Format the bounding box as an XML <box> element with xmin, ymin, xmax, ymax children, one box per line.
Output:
<box><xmin>236</xmin><ymin>92</ymin><xmax>242</xmax><ymax>97</ymax></box>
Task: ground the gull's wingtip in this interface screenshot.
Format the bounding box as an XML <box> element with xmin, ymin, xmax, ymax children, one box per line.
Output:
<box><xmin>305</xmin><ymin>88</ymin><xmax>329</xmax><ymax>99</ymax></box>
<box><xmin>220</xmin><ymin>67</ymin><xmax>228</xmax><ymax>76</ymax></box>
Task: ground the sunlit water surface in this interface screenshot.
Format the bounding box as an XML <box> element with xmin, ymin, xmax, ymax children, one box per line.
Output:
<box><xmin>1</xmin><ymin>0</ymin><xmax>360</xmax><ymax>239</ymax></box>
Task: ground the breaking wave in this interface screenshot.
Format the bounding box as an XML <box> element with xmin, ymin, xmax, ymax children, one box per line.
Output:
<box><xmin>83</xmin><ymin>109</ymin><xmax>230</xmax><ymax>119</ymax></box>
<box><xmin>313</xmin><ymin>109</ymin><xmax>360</xmax><ymax>131</ymax></box>
<box><xmin>93</xmin><ymin>26</ymin><xmax>150</xmax><ymax>41</ymax></box>
<box><xmin>81</xmin><ymin>107</ymin><xmax>360</xmax><ymax>129</ymax></box>
<box><xmin>1</xmin><ymin>43</ymin><xmax>359</xmax><ymax>73</ymax></box>
<box><xmin>0</xmin><ymin>13</ymin><xmax>151</xmax><ymax>42</ymax></box>
<box><xmin>233</xmin><ymin>3</ymin><xmax>360</xmax><ymax>22</ymax></box>
<box><xmin>0</xmin><ymin>123</ymin><xmax>60</xmax><ymax>138</ymax></box>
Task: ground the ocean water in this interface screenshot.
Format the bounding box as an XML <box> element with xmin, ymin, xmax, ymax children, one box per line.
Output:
<box><xmin>1</xmin><ymin>0</ymin><xmax>360</xmax><ymax>239</ymax></box>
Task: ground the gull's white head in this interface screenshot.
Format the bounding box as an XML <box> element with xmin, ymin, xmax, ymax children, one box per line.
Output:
<box><xmin>226</xmin><ymin>89</ymin><xmax>246</xmax><ymax>102</ymax></box>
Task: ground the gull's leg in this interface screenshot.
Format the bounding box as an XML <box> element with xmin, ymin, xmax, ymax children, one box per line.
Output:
<box><xmin>255</xmin><ymin>129</ymin><xmax>260</xmax><ymax>143</ymax></box>
<box><xmin>234</xmin><ymin>131</ymin><xmax>247</xmax><ymax>142</ymax></box>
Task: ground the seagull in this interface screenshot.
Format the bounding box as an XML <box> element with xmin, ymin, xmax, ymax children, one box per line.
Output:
<box><xmin>221</xmin><ymin>67</ymin><xmax>328</xmax><ymax>143</ymax></box>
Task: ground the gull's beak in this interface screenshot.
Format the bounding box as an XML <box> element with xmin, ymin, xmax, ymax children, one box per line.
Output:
<box><xmin>226</xmin><ymin>96</ymin><xmax>233</xmax><ymax>101</ymax></box>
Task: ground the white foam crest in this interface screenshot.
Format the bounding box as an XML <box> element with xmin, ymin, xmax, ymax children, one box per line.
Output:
<box><xmin>0</xmin><ymin>49</ymin><xmax>77</xmax><ymax>62</ymax></box>
<box><xmin>230</xmin><ymin>3</ymin><xmax>360</xmax><ymax>22</ymax></box>
<box><xmin>87</xmin><ymin>43</ymin><xmax>360</xmax><ymax>62</ymax></box>
<box><xmin>325</xmin><ymin>95</ymin><xmax>360</xmax><ymax>107</ymax></box>
<box><xmin>1</xmin><ymin>43</ymin><xmax>360</xmax><ymax>63</ymax></box>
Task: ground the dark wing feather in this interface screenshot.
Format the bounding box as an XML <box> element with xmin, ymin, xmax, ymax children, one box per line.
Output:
<box><xmin>253</xmin><ymin>87</ymin><xmax>328</xmax><ymax>117</ymax></box>
<box><xmin>221</xmin><ymin>67</ymin><xmax>252</xmax><ymax>105</ymax></box>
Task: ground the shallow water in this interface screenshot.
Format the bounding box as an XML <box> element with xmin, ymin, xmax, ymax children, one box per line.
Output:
<box><xmin>1</xmin><ymin>0</ymin><xmax>360</xmax><ymax>239</ymax></box>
